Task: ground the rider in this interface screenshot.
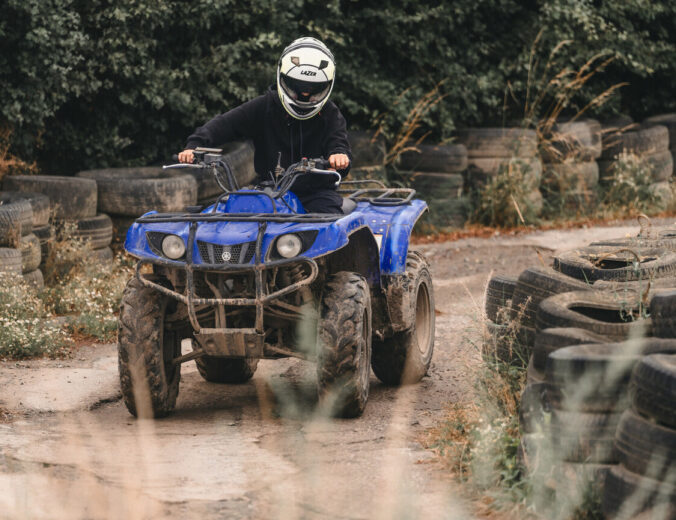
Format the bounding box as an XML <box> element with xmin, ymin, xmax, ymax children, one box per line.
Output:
<box><xmin>178</xmin><ymin>37</ymin><xmax>351</xmax><ymax>214</ymax></box>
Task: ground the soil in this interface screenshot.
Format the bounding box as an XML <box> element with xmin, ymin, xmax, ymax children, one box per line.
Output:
<box><xmin>0</xmin><ymin>221</ymin><xmax>657</xmax><ymax>519</ymax></box>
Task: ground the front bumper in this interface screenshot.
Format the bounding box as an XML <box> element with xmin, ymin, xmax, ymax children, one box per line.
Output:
<box><xmin>134</xmin><ymin>218</ymin><xmax>319</xmax><ymax>354</ymax></box>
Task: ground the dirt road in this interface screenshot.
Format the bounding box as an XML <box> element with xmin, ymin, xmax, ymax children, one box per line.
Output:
<box><xmin>0</xmin><ymin>223</ymin><xmax>640</xmax><ymax>519</ymax></box>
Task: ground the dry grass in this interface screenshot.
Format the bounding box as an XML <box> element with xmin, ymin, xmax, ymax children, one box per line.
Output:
<box><xmin>0</xmin><ymin>127</ymin><xmax>37</xmax><ymax>182</ymax></box>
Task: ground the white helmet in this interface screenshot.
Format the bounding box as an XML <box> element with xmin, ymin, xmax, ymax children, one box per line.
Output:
<box><xmin>277</xmin><ymin>37</ymin><xmax>335</xmax><ymax>120</ymax></box>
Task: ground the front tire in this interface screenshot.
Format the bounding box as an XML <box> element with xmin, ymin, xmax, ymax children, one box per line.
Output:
<box><xmin>317</xmin><ymin>272</ymin><xmax>372</xmax><ymax>418</ymax></box>
<box><xmin>118</xmin><ymin>277</ymin><xmax>183</xmax><ymax>418</ymax></box>
<box><xmin>195</xmin><ymin>357</ymin><xmax>258</xmax><ymax>383</ymax></box>
<box><xmin>372</xmin><ymin>251</ymin><xmax>435</xmax><ymax>385</ymax></box>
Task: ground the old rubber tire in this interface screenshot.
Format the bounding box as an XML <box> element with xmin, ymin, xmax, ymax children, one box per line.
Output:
<box><xmin>3</xmin><ymin>175</ymin><xmax>97</xmax><ymax>219</ymax></box>
<box><xmin>118</xmin><ymin>276</ymin><xmax>184</xmax><ymax>418</ymax></box>
<box><xmin>533</xmin><ymin>327</ymin><xmax>606</xmax><ymax>372</ymax></box>
<box><xmin>631</xmin><ymin>353</ymin><xmax>676</xmax><ymax>429</ymax></box>
<box><xmin>76</xmin><ymin>168</ymin><xmax>197</xmax><ymax>217</ymax></box>
<box><xmin>372</xmin><ymin>252</ymin><xmax>435</xmax><ymax>386</ymax></box>
<box><xmin>542</xmin><ymin>160</ymin><xmax>599</xmax><ymax>192</ymax></box>
<box><xmin>510</xmin><ymin>266</ymin><xmax>591</xmax><ymax>331</ymax></box>
<box><xmin>466</xmin><ymin>156</ymin><xmax>542</xmax><ymax>190</ymax></box>
<box><xmin>485</xmin><ymin>274</ymin><xmax>517</xmax><ymax>324</ymax></box>
<box><xmin>20</xmin><ymin>233</ymin><xmax>41</xmax><ymax>273</ymax></box>
<box><xmin>398</xmin><ymin>143</ymin><xmax>468</xmax><ymax>173</ymax></box>
<box><xmin>545</xmin><ymin>340</ymin><xmax>676</xmax><ymax>413</ymax></box>
<box><xmin>195</xmin><ymin>357</ymin><xmax>259</xmax><ymax>384</ymax></box>
<box><xmin>22</xmin><ymin>268</ymin><xmax>44</xmax><ymax>291</ymax></box>
<box><xmin>32</xmin><ymin>224</ymin><xmax>54</xmax><ymax>261</ymax></box>
<box><xmin>602</xmin><ymin>124</ymin><xmax>669</xmax><ymax>158</ymax></box>
<box><xmin>408</xmin><ymin>172</ymin><xmax>463</xmax><ymax>199</ymax></box>
<box><xmin>0</xmin><ymin>248</ymin><xmax>22</xmax><ymax>275</ymax></box>
<box><xmin>0</xmin><ymin>192</ymin><xmax>49</xmax><ymax>227</ymax></box>
<box><xmin>541</xmin><ymin>119</ymin><xmax>602</xmax><ymax>162</ymax></box>
<box><xmin>536</xmin><ymin>290</ymin><xmax>651</xmax><ymax>340</ymax></box>
<box><xmin>554</xmin><ymin>246</ymin><xmax>676</xmax><ymax>282</ymax></box>
<box><xmin>602</xmin><ymin>465</ymin><xmax>676</xmax><ymax>520</ymax></box>
<box><xmin>92</xmin><ymin>246</ymin><xmax>114</xmax><ymax>266</ymax></box>
<box><xmin>614</xmin><ymin>408</ymin><xmax>676</xmax><ymax>482</ymax></box>
<box><xmin>0</xmin><ymin>199</ymin><xmax>32</xmax><ymax>245</ymax></box>
<box><xmin>454</xmin><ymin>128</ymin><xmax>537</xmax><ymax>158</ymax></box>
<box><xmin>317</xmin><ymin>271</ymin><xmax>372</xmax><ymax>418</ymax></box>
<box><xmin>651</xmin><ymin>290</ymin><xmax>676</xmax><ymax>338</ymax></box>
<box><xmin>62</xmin><ymin>214</ymin><xmax>113</xmax><ymax>250</ymax></box>
<box><xmin>549</xmin><ymin>408</ymin><xmax>621</xmax><ymax>463</ymax></box>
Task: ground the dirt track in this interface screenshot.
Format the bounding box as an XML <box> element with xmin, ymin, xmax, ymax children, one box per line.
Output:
<box><xmin>0</xmin><ymin>223</ymin><xmax>643</xmax><ymax>519</ymax></box>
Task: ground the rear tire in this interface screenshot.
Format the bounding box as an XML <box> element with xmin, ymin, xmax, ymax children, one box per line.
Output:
<box><xmin>195</xmin><ymin>357</ymin><xmax>258</xmax><ymax>384</ymax></box>
<box><xmin>118</xmin><ymin>276</ymin><xmax>184</xmax><ymax>418</ymax></box>
<box><xmin>317</xmin><ymin>271</ymin><xmax>372</xmax><ymax>418</ymax></box>
<box><xmin>372</xmin><ymin>252</ymin><xmax>435</xmax><ymax>385</ymax></box>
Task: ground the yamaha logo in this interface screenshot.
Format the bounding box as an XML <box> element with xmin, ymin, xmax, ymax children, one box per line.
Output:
<box><xmin>221</xmin><ymin>250</ymin><xmax>232</xmax><ymax>262</ymax></box>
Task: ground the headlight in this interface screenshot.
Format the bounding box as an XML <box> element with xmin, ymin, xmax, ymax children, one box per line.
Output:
<box><xmin>276</xmin><ymin>234</ymin><xmax>302</xmax><ymax>258</ymax></box>
<box><xmin>161</xmin><ymin>234</ymin><xmax>186</xmax><ymax>259</ymax></box>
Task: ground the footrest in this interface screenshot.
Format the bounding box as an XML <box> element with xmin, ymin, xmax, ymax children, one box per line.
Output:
<box><xmin>194</xmin><ymin>328</ymin><xmax>264</xmax><ymax>358</ymax></box>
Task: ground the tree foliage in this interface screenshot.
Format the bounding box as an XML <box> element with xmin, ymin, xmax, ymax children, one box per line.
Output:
<box><xmin>1</xmin><ymin>0</ymin><xmax>675</xmax><ymax>174</ymax></box>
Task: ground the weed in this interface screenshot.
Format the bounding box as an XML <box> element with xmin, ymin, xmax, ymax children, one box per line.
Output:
<box><xmin>41</xmin><ymin>223</ymin><xmax>132</xmax><ymax>342</ymax></box>
<box><xmin>0</xmin><ymin>274</ymin><xmax>69</xmax><ymax>358</ymax></box>
<box><xmin>600</xmin><ymin>152</ymin><xmax>667</xmax><ymax>215</ymax></box>
<box><xmin>471</xmin><ymin>160</ymin><xmax>542</xmax><ymax>228</ymax></box>
<box><xmin>0</xmin><ymin>127</ymin><xmax>37</xmax><ymax>181</ymax></box>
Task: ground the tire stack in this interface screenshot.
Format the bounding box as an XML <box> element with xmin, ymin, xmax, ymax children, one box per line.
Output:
<box><xmin>2</xmin><ymin>176</ymin><xmax>108</xmax><ymax>273</ymax></box>
<box><xmin>0</xmin><ymin>192</ymin><xmax>48</xmax><ymax>289</ymax></box>
<box><xmin>456</xmin><ymin>128</ymin><xmax>542</xmax><ymax>218</ymax></box>
<box><xmin>397</xmin><ymin>142</ymin><xmax>469</xmax><ymax>230</ymax></box>
<box><xmin>540</xmin><ymin>119</ymin><xmax>602</xmax><ymax>214</ymax></box>
<box><xmin>347</xmin><ymin>130</ymin><xmax>387</xmax><ymax>182</ymax></box>
<box><xmin>76</xmin><ymin>168</ymin><xmax>197</xmax><ymax>246</ymax></box>
<box><xmin>599</xmin><ymin>123</ymin><xmax>674</xmax><ymax>212</ymax></box>
<box><xmin>601</xmin><ymin>292</ymin><xmax>676</xmax><ymax>518</ymax></box>
<box><xmin>644</xmin><ymin>113</ymin><xmax>676</xmax><ymax>174</ymax></box>
<box><xmin>483</xmin><ymin>223</ymin><xmax>676</xmax><ymax>511</ymax></box>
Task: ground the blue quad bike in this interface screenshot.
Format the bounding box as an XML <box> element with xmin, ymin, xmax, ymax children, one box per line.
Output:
<box><xmin>119</xmin><ymin>148</ymin><xmax>435</xmax><ymax>418</ymax></box>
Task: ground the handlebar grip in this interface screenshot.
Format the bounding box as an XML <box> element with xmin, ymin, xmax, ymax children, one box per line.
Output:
<box><xmin>172</xmin><ymin>154</ymin><xmax>179</xmax><ymax>162</ymax></box>
<box><xmin>314</xmin><ymin>158</ymin><xmax>331</xmax><ymax>170</ymax></box>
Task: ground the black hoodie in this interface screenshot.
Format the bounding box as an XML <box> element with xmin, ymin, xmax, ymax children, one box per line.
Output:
<box><xmin>185</xmin><ymin>86</ymin><xmax>352</xmax><ymax>182</ymax></box>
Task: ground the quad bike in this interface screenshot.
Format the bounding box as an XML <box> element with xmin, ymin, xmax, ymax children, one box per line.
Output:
<box><xmin>119</xmin><ymin>148</ymin><xmax>435</xmax><ymax>418</ymax></box>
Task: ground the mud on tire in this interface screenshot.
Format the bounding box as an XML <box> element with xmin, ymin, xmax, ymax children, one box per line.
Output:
<box><xmin>317</xmin><ymin>271</ymin><xmax>372</xmax><ymax>418</ymax></box>
<box><xmin>118</xmin><ymin>276</ymin><xmax>185</xmax><ymax>418</ymax></box>
<box><xmin>196</xmin><ymin>357</ymin><xmax>259</xmax><ymax>384</ymax></box>
<box><xmin>372</xmin><ymin>251</ymin><xmax>435</xmax><ymax>385</ymax></box>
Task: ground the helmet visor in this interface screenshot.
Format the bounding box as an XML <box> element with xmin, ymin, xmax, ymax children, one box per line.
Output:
<box><xmin>280</xmin><ymin>74</ymin><xmax>332</xmax><ymax>104</ymax></box>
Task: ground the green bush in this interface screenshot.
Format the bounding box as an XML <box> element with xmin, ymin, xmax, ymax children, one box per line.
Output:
<box><xmin>1</xmin><ymin>1</ymin><xmax>675</xmax><ymax>174</ymax></box>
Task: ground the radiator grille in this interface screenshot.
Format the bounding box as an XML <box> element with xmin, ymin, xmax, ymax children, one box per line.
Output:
<box><xmin>197</xmin><ymin>240</ymin><xmax>256</xmax><ymax>264</ymax></box>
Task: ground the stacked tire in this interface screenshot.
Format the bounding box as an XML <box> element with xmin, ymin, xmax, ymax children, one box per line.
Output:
<box><xmin>76</xmin><ymin>167</ymin><xmax>197</xmax><ymax>246</ymax></box>
<box><xmin>397</xmin><ymin>142</ymin><xmax>469</xmax><ymax>230</ymax></box>
<box><xmin>483</xmin><ymin>224</ymin><xmax>676</xmax><ymax>513</ymax></box>
<box><xmin>347</xmin><ymin>130</ymin><xmax>387</xmax><ymax>182</ymax></box>
<box><xmin>76</xmin><ymin>142</ymin><xmax>256</xmax><ymax>244</ymax></box>
<box><xmin>644</xmin><ymin>113</ymin><xmax>676</xmax><ymax>177</ymax></box>
<box><xmin>599</xmin><ymin>123</ymin><xmax>674</xmax><ymax>212</ymax></box>
<box><xmin>456</xmin><ymin>127</ymin><xmax>542</xmax><ymax>219</ymax></box>
<box><xmin>540</xmin><ymin>119</ymin><xmax>602</xmax><ymax>214</ymax></box>
<box><xmin>602</xmin><ymin>331</ymin><xmax>676</xmax><ymax>518</ymax></box>
<box><xmin>3</xmin><ymin>175</ymin><xmax>111</xmax><ymax>269</ymax></box>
